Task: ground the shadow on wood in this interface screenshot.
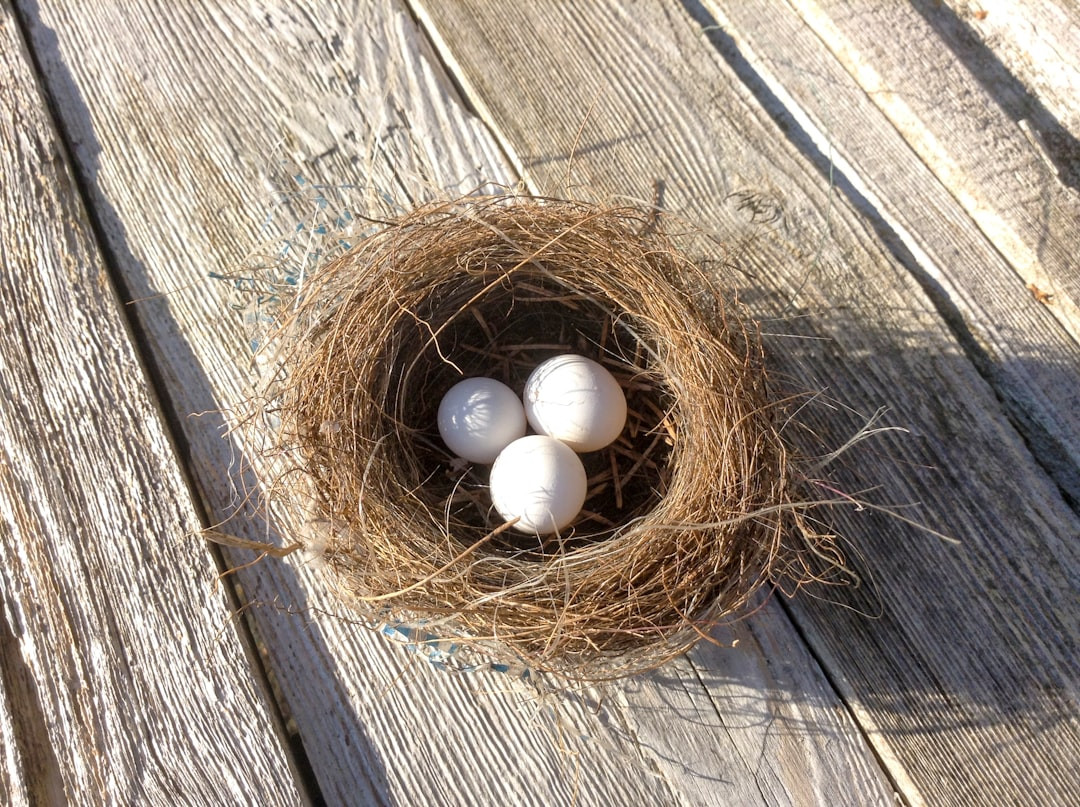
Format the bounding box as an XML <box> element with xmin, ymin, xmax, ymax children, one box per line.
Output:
<box><xmin>14</xmin><ymin>7</ymin><xmax>394</xmax><ymax>802</ymax></box>
<box><xmin>910</xmin><ymin>0</ymin><xmax>1080</xmax><ymax>190</ymax></box>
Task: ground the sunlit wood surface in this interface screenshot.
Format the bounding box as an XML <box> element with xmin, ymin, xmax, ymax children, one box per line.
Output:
<box><xmin>2</xmin><ymin>2</ymin><xmax>1077</xmax><ymax>804</ymax></box>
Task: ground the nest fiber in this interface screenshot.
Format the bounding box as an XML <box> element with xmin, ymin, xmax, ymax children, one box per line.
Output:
<box><xmin>259</xmin><ymin>195</ymin><xmax>817</xmax><ymax>680</ymax></box>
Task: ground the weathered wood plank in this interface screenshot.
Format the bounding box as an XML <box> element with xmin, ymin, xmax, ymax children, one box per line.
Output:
<box><xmin>627</xmin><ymin>605</ymin><xmax>900</xmax><ymax>807</ymax></box>
<box><xmin>0</xmin><ymin>7</ymin><xmax>303</xmax><ymax>805</ymax></box>
<box><xmin>411</xmin><ymin>1</ymin><xmax>1080</xmax><ymax>805</ymax></box>
<box><xmin>19</xmin><ymin>0</ymin><xmax>900</xmax><ymax>803</ymax></box>
<box><xmin>786</xmin><ymin>0</ymin><xmax>1080</xmax><ymax>342</ymax></box>
<box><xmin>697</xmin><ymin>0</ymin><xmax>1080</xmax><ymax>531</ymax></box>
<box><xmin>0</xmin><ymin>605</ymin><xmax>67</xmax><ymax>807</ymax></box>
<box><xmin>0</xmin><ymin>630</ymin><xmax>36</xmax><ymax>807</ymax></box>
<box><xmin>942</xmin><ymin>0</ymin><xmax>1080</xmax><ymax>141</ymax></box>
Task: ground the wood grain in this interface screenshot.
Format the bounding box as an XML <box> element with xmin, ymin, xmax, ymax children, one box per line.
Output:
<box><xmin>0</xmin><ymin>6</ymin><xmax>302</xmax><ymax>804</ymax></box>
<box><xmin>17</xmin><ymin>0</ymin><xmax>900</xmax><ymax>803</ymax></box>
<box><xmin>0</xmin><ymin>630</ymin><xmax>36</xmax><ymax>807</ymax></box>
<box><xmin>942</xmin><ymin>0</ymin><xmax>1080</xmax><ymax>141</ymax></box>
<box><xmin>698</xmin><ymin>0</ymin><xmax>1080</xmax><ymax>527</ymax></box>
<box><xmin>629</xmin><ymin>606</ymin><xmax>900</xmax><ymax>806</ymax></box>
<box><xmin>788</xmin><ymin>0</ymin><xmax>1080</xmax><ymax>342</ymax></box>
<box><xmin>411</xmin><ymin>1</ymin><xmax>1080</xmax><ymax>804</ymax></box>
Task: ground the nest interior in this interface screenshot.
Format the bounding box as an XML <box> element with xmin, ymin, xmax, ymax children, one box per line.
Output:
<box><xmin>266</xmin><ymin>196</ymin><xmax>809</xmax><ymax>679</ymax></box>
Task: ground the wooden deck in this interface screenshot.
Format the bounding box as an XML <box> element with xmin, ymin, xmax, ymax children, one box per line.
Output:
<box><xmin>2</xmin><ymin>1</ymin><xmax>1078</xmax><ymax>804</ymax></box>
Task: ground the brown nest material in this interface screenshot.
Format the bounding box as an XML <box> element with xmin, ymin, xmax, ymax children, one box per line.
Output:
<box><xmin>253</xmin><ymin>195</ymin><xmax>833</xmax><ymax>681</ymax></box>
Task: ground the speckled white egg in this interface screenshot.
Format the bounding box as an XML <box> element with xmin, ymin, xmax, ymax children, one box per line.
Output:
<box><xmin>437</xmin><ymin>377</ymin><xmax>527</xmax><ymax>464</ymax></box>
<box><xmin>523</xmin><ymin>354</ymin><xmax>627</xmax><ymax>452</ymax></box>
<box><xmin>489</xmin><ymin>435</ymin><xmax>588</xmax><ymax>534</ymax></box>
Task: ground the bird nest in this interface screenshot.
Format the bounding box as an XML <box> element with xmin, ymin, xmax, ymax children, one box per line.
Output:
<box><xmin>238</xmin><ymin>195</ymin><xmax>838</xmax><ymax>681</ymax></box>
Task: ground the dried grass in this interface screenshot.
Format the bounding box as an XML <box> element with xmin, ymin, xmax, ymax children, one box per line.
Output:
<box><xmin>243</xmin><ymin>194</ymin><xmax>840</xmax><ymax>681</ymax></box>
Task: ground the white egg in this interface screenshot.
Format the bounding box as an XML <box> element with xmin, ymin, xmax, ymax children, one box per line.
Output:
<box><xmin>489</xmin><ymin>435</ymin><xmax>588</xmax><ymax>534</ymax></box>
<box><xmin>437</xmin><ymin>377</ymin><xmax>527</xmax><ymax>464</ymax></box>
<box><xmin>523</xmin><ymin>354</ymin><xmax>627</xmax><ymax>452</ymax></box>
